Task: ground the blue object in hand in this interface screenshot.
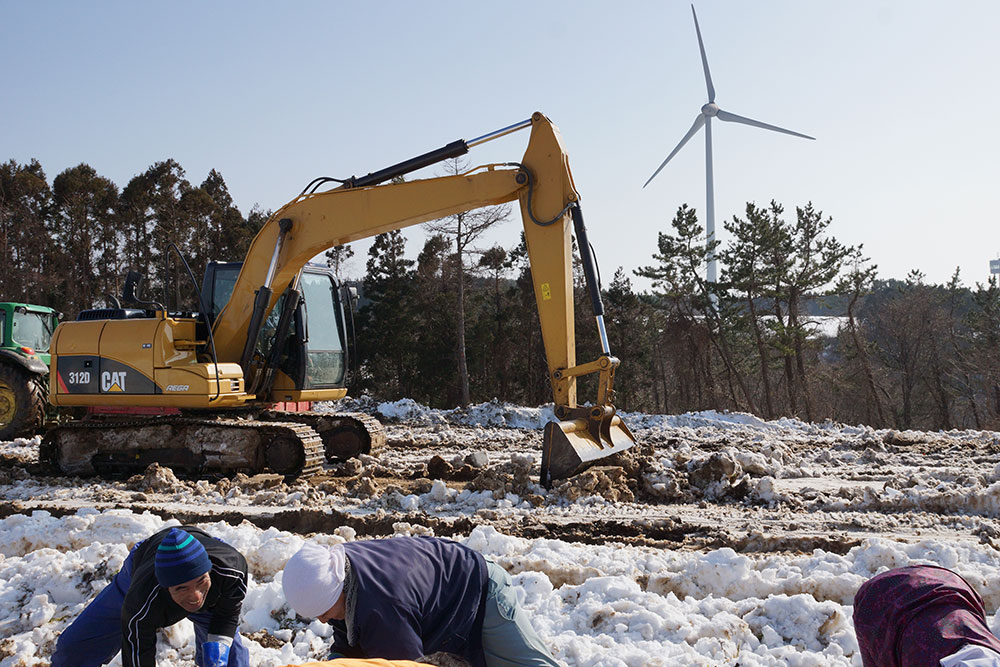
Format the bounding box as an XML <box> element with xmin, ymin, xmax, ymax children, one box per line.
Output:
<box><xmin>202</xmin><ymin>641</ymin><xmax>231</xmax><ymax>667</ymax></box>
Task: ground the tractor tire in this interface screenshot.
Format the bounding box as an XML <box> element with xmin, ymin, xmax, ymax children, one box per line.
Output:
<box><xmin>0</xmin><ymin>364</ymin><xmax>46</xmax><ymax>441</ymax></box>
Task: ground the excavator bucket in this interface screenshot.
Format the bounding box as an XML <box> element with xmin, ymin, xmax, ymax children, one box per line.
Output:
<box><xmin>540</xmin><ymin>406</ymin><xmax>637</xmax><ymax>487</ymax></box>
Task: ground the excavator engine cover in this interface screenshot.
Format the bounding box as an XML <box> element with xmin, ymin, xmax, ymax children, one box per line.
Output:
<box><xmin>541</xmin><ymin>406</ymin><xmax>637</xmax><ymax>486</ymax></box>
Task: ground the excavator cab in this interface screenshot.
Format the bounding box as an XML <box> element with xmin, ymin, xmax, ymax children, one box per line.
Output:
<box><xmin>202</xmin><ymin>261</ymin><xmax>350</xmax><ymax>400</ymax></box>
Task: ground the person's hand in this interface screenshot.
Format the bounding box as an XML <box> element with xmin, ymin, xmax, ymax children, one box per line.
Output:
<box><xmin>202</xmin><ymin>641</ymin><xmax>230</xmax><ymax>667</ymax></box>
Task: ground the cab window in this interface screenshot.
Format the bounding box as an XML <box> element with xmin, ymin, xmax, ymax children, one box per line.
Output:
<box><xmin>12</xmin><ymin>311</ymin><xmax>54</xmax><ymax>351</ymax></box>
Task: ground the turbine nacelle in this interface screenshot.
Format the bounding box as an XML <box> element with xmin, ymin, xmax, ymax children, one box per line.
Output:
<box><xmin>701</xmin><ymin>102</ymin><xmax>720</xmax><ymax>117</ymax></box>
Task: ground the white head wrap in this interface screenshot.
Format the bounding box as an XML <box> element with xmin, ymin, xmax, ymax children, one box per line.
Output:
<box><xmin>282</xmin><ymin>541</ymin><xmax>347</xmax><ymax>618</ymax></box>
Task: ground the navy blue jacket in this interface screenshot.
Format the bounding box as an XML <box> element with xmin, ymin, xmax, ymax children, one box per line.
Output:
<box><xmin>331</xmin><ymin>536</ymin><xmax>488</xmax><ymax>667</ymax></box>
<box><xmin>122</xmin><ymin>526</ymin><xmax>247</xmax><ymax>667</ymax></box>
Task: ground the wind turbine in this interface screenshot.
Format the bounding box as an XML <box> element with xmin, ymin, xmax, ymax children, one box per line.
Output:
<box><xmin>644</xmin><ymin>4</ymin><xmax>815</xmax><ymax>286</ymax></box>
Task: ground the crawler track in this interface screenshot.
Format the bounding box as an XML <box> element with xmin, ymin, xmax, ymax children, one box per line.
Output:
<box><xmin>261</xmin><ymin>410</ymin><xmax>387</xmax><ymax>461</ymax></box>
<box><xmin>40</xmin><ymin>416</ymin><xmax>324</xmax><ymax>479</ymax></box>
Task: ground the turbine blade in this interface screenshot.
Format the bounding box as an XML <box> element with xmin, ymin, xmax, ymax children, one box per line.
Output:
<box><xmin>716</xmin><ymin>109</ymin><xmax>815</xmax><ymax>140</ymax></box>
<box><xmin>692</xmin><ymin>5</ymin><xmax>716</xmax><ymax>103</ymax></box>
<box><xmin>644</xmin><ymin>114</ymin><xmax>706</xmax><ymax>188</ymax></box>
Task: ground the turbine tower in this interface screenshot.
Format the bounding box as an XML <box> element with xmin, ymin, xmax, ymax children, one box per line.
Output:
<box><xmin>644</xmin><ymin>4</ymin><xmax>815</xmax><ymax>287</ymax></box>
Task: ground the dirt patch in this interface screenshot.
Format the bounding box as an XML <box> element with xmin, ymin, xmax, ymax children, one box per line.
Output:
<box><xmin>126</xmin><ymin>463</ymin><xmax>185</xmax><ymax>493</ymax></box>
<box><xmin>4</xmin><ymin>419</ymin><xmax>1000</xmax><ymax>556</ymax></box>
<box><xmin>245</xmin><ymin>630</ymin><xmax>285</xmax><ymax>649</ymax></box>
<box><xmin>553</xmin><ymin>467</ymin><xmax>635</xmax><ymax>503</ymax></box>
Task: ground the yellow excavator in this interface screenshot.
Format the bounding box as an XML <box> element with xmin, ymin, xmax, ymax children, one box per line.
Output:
<box><xmin>42</xmin><ymin>112</ymin><xmax>636</xmax><ymax>487</ymax></box>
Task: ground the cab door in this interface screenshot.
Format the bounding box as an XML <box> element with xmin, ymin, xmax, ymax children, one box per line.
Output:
<box><xmin>297</xmin><ymin>270</ymin><xmax>348</xmax><ymax>389</ymax></box>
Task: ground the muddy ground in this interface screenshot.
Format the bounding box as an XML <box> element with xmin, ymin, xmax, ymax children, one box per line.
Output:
<box><xmin>3</xmin><ymin>409</ymin><xmax>998</xmax><ymax>556</ymax></box>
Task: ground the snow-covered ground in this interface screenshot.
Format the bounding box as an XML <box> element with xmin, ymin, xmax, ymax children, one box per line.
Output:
<box><xmin>3</xmin><ymin>400</ymin><xmax>1000</xmax><ymax>666</ymax></box>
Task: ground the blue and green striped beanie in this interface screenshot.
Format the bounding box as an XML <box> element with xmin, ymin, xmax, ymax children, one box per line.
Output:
<box><xmin>154</xmin><ymin>528</ymin><xmax>212</xmax><ymax>587</ymax></box>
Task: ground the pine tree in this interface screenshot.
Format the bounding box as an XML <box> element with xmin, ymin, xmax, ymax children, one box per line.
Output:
<box><xmin>603</xmin><ymin>267</ymin><xmax>655</xmax><ymax>411</ymax></box>
<box><xmin>636</xmin><ymin>204</ymin><xmax>754</xmax><ymax>412</ymax></box>
<box><xmin>51</xmin><ymin>164</ymin><xmax>120</xmax><ymax>314</ymax></box>
<box><xmin>178</xmin><ymin>186</ymin><xmax>217</xmax><ymax>282</ymax></box>
<box><xmin>356</xmin><ymin>230</ymin><xmax>418</xmax><ymax>399</ymax></box>
<box><xmin>0</xmin><ymin>160</ymin><xmax>57</xmax><ymax>304</ymax></box>
<box><xmin>412</xmin><ymin>234</ymin><xmax>458</xmax><ymax>405</ymax></box>
<box><xmin>200</xmin><ymin>169</ymin><xmax>253</xmax><ymax>262</ymax></box>
<box><xmin>720</xmin><ymin>201</ymin><xmax>789</xmax><ymax>418</ymax></box>
<box><xmin>781</xmin><ymin>202</ymin><xmax>850</xmax><ymax>420</ymax></box>
<box><xmin>119</xmin><ymin>160</ymin><xmax>195</xmax><ymax>305</ymax></box>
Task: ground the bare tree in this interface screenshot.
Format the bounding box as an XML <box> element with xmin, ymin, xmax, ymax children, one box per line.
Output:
<box><xmin>865</xmin><ymin>270</ymin><xmax>941</xmax><ymax>429</ymax></box>
<box><xmin>423</xmin><ymin>157</ymin><xmax>510</xmax><ymax>406</ymax></box>
<box><xmin>835</xmin><ymin>246</ymin><xmax>887</xmax><ymax>425</ymax></box>
<box><xmin>325</xmin><ymin>244</ymin><xmax>355</xmax><ymax>281</ymax></box>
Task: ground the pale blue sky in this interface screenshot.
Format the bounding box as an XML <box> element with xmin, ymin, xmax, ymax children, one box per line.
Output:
<box><xmin>4</xmin><ymin>1</ymin><xmax>999</xmax><ymax>289</ymax></box>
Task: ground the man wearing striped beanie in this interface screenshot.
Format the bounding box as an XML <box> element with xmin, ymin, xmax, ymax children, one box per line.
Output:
<box><xmin>52</xmin><ymin>525</ymin><xmax>249</xmax><ymax>667</ymax></box>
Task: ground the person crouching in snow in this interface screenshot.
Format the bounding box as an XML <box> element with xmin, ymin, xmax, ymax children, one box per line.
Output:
<box><xmin>853</xmin><ymin>564</ymin><xmax>1000</xmax><ymax>666</ymax></box>
<box><xmin>52</xmin><ymin>526</ymin><xmax>249</xmax><ymax>667</ymax></box>
<box><xmin>281</xmin><ymin>536</ymin><xmax>561</xmax><ymax>667</ymax></box>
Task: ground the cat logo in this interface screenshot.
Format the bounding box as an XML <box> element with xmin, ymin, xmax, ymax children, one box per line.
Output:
<box><xmin>101</xmin><ymin>371</ymin><xmax>127</xmax><ymax>392</ymax></box>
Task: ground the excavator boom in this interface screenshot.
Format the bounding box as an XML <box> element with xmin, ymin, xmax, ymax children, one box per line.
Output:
<box><xmin>211</xmin><ymin>168</ymin><xmax>524</xmax><ymax>362</ymax></box>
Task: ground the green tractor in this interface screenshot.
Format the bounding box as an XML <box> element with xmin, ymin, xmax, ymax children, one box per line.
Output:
<box><xmin>0</xmin><ymin>303</ymin><xmax>60</xmax><ymax>441</ymax></box>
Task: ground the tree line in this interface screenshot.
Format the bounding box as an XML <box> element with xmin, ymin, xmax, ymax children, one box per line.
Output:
<box><xmin>0</xmin><ymin>158</ymin><xmax>259</xmax><ymax>315</ymax></box>
<box><xmin>3</xmin><ymin>157</ymin><xmax>999</xmax><ymax>431</ymax></box>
